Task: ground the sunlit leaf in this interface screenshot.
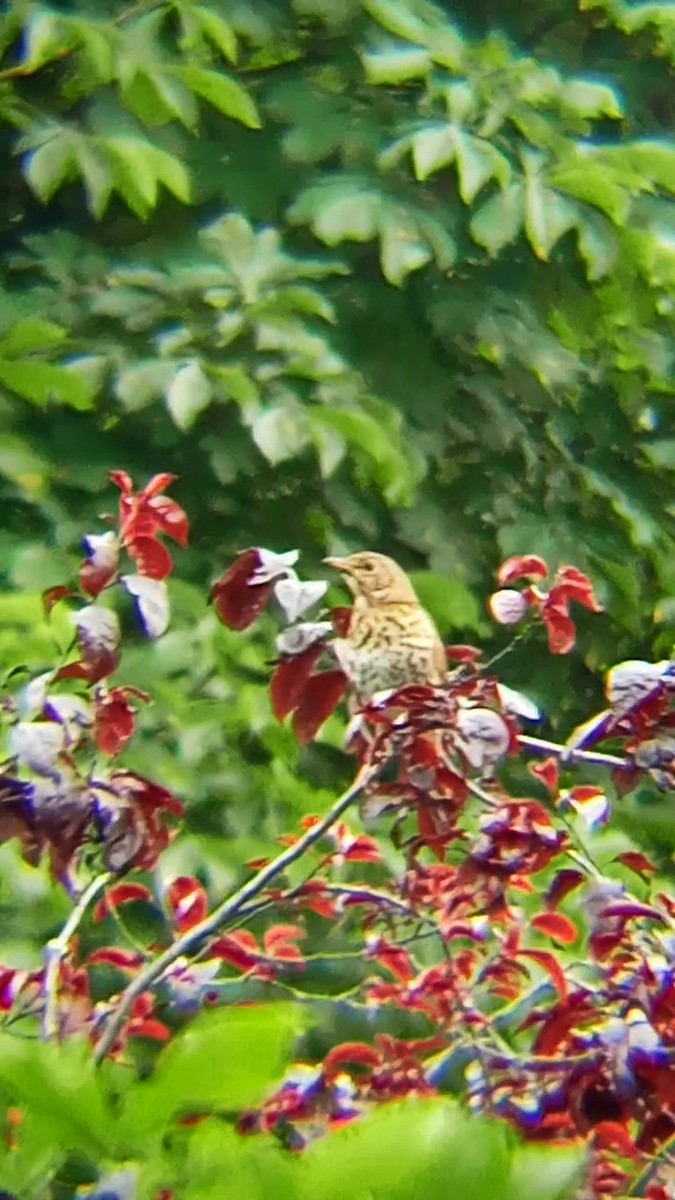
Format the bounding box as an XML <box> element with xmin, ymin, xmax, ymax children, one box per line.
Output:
<box><xmin>165</xmin><ymin>361</ymin><xmax>213</xmax><ymax>431</ymax></box>
<box><xmin>470</xmin><ymin>184</ymin><xmax>525</xmax><ymax>254</ymax></box>
<box><xmin>171</xmin><ymin>65</ymin><xmax>260</xmax><ymax>128</ymax></box>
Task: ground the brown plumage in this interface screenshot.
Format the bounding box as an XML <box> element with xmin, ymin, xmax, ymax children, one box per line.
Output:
<box><xmin>323</xmin><ymin>551</ymin><xmax>447</xmax><ymax>705</ymax></box>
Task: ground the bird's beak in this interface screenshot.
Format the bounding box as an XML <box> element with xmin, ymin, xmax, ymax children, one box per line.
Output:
<box><xmin>323</xmin><ymin>556</ymin><xmax>350</xmax><ymax>574</ymax></box>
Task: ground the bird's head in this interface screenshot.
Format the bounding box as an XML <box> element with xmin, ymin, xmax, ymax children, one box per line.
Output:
<box><xmin>323</xmin><ymin>551</ymin><xmax>419</xmax><ymax>605</ymax></box>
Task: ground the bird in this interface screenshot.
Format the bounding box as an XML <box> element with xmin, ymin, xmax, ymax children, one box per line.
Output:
<box><xmin>323</xmin><ymin>551</ymin><xmax>447</xmax><ymax>706</ymax></box>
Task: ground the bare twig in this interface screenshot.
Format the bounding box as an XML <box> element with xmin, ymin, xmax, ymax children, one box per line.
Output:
<box><xmin>92</xmin><ymin>765</ymin><xmax>376</xmax><ymax>1065</ymax></box>
<box><xmin>42</xmin><ymin>872</ymin><xmax>110</xmax><ymax>1041</ymax></box>
<box><xmin>518</xmin><ymin>734</ymin><xmax>628</xmax><ymax>770</ymax></box>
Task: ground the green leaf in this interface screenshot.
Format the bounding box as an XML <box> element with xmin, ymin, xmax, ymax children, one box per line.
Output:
<box><xmin>0</xmin><ymin>1109</ymin><xmax>64</xmax><ymax>1195</ymax></box>
<box><xmin>21</xmin><ymin>10</ymin><xmax>73</xmax><ymax>69</ymax></box>
<box><xmin>361</xmin><ymin>46</ymin><xmax>431</xmax><ymax>84</ymax></box>
<box><xmin>269</xmin><ymin>286</ymin><xmax>336</xmax><ymax>324</ymax></box>
<box><xmin>194</xmin><ymin>6</ymin><xmax>239</xmax><ymax>62</ymax></box>
<box><xmin>454</xmin><ymin>132</ymin><xmax>511</xmax><ymax>203</ymax></box>
<box><xmin>143</xmin><ymin>143</ymin><xmax>192</xmax><ymax>203</ymax></box>
<box><xmin>470</xmin><ymin>184</ymin><xmax>525</xmax><ymax>254</ymax></box>
<box><xmin>300</xmin><ymin>1100</ymin><xmax>512</xmax><ymax>1200</ymax></box>
<box><xmin>73</xmin><ymin>138</ymin><xmax>113</xmax><ymax>218</ymax></box>
<box><xmin>408</xmin><ymin>125</ymin><xmax>510</xmax><ymax>200</ymax></box>
<box><xmin>211</xmin><ymin>364</ymin><xmax>260</xmax><ymax>406</ymax></box>
<box><xmin>575</xmin><ymin>210</ymin><xmax>619</xmax><ymax>280</ymax></box>
<box><xmin>181</xmin><ymin>1121</ymin><xmax>297</xmax><ymax>1200</ymax></box>
<box><xmin>114</xmin><ymin>360</ymin><xmax>177</xmax><ymax>410</ymax></box>
<box><xmin>510</xmin><ymin>1143</ymin><xmax>586</xmax><ymax>1200</ymax></box>
<box><xmin>379</xmin><ymin>214</ymin><xmax>432</xmax><ymax>284</ymax></box>
<box><xmin>119</xmin><ymin>1005</ymin><xmax>302</xmax><ymax>1138</ymax></box>
<box><xmin>171</xmin><ymin>66</ymin><xmax>261</xmax><ymax>128</ymax></box>
<box><xmin>363</xmin><ymin>0</ymin><xmax>433</xmax><ymax>43</ymax></box>
<box><xmin>102</xmin><ymin>136</ymin><xmax>160</xmax><ymax>215</ymax></box>
<box><xmin>0</xmin><ymin>1034</ymin><xmax>116</xmax><ymax>1155</ymax></box>
<box><xmin>251</xmin><ymin>403</ymin><xmax>312</xmax><ymax>464</ymax></box>
<box><xmin>411</xmin><ymin>125</ymin><xmax>455</xmax><ymax>181</ymax></box>
<box><xmin>524</xmin><ymin>173</ymin><xmax>578</xmax><ymax>260</ymax></box>
<box><xmin>311</xmin><ymin>404</ymin><xmax>422</xmax><ymax>505</ymax></box>
<box><xmin>363</xmin><ymin>0</ymin><xmax>464</xmax><ymax>66</ymax></box>
<box><xmin>0</xmin><ymin>319</ymin><xmax>67</xmax><ymax>356</ymax></box>
<box><xmin>289</xmin><ymin>181</ymin><xmax>383</xmax><ymax>244</ymax></box>
<box><xmin>548</xmin><ymin>158</ymin><xmax>630</xmax><ymax>222</ymax></box>
<box><xmin>25</xmin><ymin>132</ymin><xmax>77</xmax><ymax>202</ymax></box>
<box><xmin>166</xmin><ymin>361</ymin><xmax>214</xmax><ymax>430</ymax></box>
<box><xmin>121</xmin><ymin>68</ymin><xmax>199</xmax><ymax>130</ymax></box>
<box><xmin>561</xmin><ymin>79</ymin><xmax>623</xmax><ymax>119</ymax></box>
<box><xmin>102</xmin><ymin>138</ymin><xmax>191</xmax><ymax>216</ymax></box>
<box><xmin>0</xmin><ymin>359</ymin><xmax>92</xmax><ymax>408</ymax></box>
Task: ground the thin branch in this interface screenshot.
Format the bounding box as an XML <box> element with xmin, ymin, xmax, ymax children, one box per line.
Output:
<box><xmin>466</xmin><ymin>779</ymin><xmax>502</xmax><ymax>809</ymax></box>
<box><xmin>518</xmin><ymin>734</ymin><xmax>628</xmax><ymax>770</ymax></box>
<box><xmin>42</xmin><ymin>872</ymin><xmax>110</xmax><ymax>1041</ymax></box>
<box><xmin>92</xmin><ymin>764</ymin><xmax>376</xmax><ymax>1065</ymax></box>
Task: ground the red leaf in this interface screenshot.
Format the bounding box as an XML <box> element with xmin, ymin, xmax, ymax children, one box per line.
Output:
<box><xmin>87</xmin><ymin>947</ymin><xmax>144</xmax><ymax>969</ymax></box>
<box><xmin>292</xmin><ymin>670</ymin><xmax>349</xmax><ymax>744</ymax></box>
<box><xmin>55</xmin><ymin>660</ymin><xmax>95</xmax><ymax>682</ymax></box>
<box><xmin>80</xmin><ymin>560</ymin><xmax>114</xmax><ymax>598</ymax></box>
<box><xmin>531</xmin><ymin>911</ymin><xmax>578</xmax><ymax>945</ymax></box>
<box><xmin>94</xmin><ymin>882</ymin><xmax>152</xmax><ymax>922</ymax></box>
<box><xmin>95</xmin><ymin>691</ymin><xmax>135</xmax><ymax>757</ymax></box>
<box><xmin>128</xmin><ymin>537</ymin><xmax>173</xmax><ymax>581</ymax></box>
<box><xmin>264</xmin><ymin>924</ymin><xmax>305</xmax><ymax>952</ymax></box>
<box><xmin>142</xmin><ymin>473</ymin><xmax>179</xmax><ymax>499</ymax></box>
<box><xmin>211</xmin><ymin>935</ymin><xmax>259</xmax><ymax>972</ymax></box>
<box><xmin>553</xmin><ymin>566</ymin><xmax>603</xmax><ymax>613</ymax></box>
<box><xmin>444</xmin><ymin>644</ymin><xmax>483</xmax><ymax>664</ymax></box>
<box><xmin>592</xmin><ymin>1121</ymin><xmax>635</xmax><ymax>1156</ymax></box>
<box><xmin>296</xmin><ymin>881</ymin><xmax>338</xmax><ymax>918</ymax></box>
<box><xmin>517</xmin><ymin>949</ymin><xmax>568</xmax><ymax>1000</ymax></box>
<box><xmin>529</xmin><ymin>757</ymin><xmax>559</xmax><ymax>793</ymax></box>
<box><xmin>166</xmin><ymin>876</ymin><xmax>208</xmax><ymax>931</ymax></box>
<box><xmin>211</xmin><ymin>550</ymin><xmax>274</xmax><ymax>631</ymax></box>
<box><xmin>546</xmin><ymin>869</ymin><xmax>585</xmax><ymax>910</ymax></box>
<box><xmin>129</xmin><ymin>1018</ymin><xmax>171</xmax><ymax>1042</ymax></box>
<box><xmin>497</xmin><ymin>555</ymin><xmax>549</xmax><ymax>586</ymax></box>
<box><xmin>147</xmin><ymin>496</ymin><xmax>189</xmax><ymax>546</ymax></box>
<box><xmin>270</xmin><ymin>643</ymin><xmax>324</xmax><ymax>720</ymax></box>
<box><xmin>109</xmin><ymin>470</ymin><xmax>133</xmax><ymax>494</ymax></box>
<box><xmin>268</xmin><ymin>943</ymin><xmax>305</xmax><ymax>964</ymax></box>
<box><xmin>324</xmin><ymin>1042</ymin><xmax>381</xmax><ymax>1073</ymax></box>
<box><xmin>568</xmin><ymin>785</ymin><xmax>606</xmax><ymax>804</ymax></box>
<box><xmin>615</xmin><ymin>851</ymin><xmax>656</xmax><ymax>875</ymax></box>
<box><xmin>369</xmin><ymin>939</ymin><xmax>414</xmax><ymax>982</ymax></box>
<box><xmin>542</xmin><ymin>603</ymin><xmax>576</xmax><ymax>655</ymax></box>
<box><xmin>42</xmin><ymin>585</ymin><xmax>72</xmax><ymax>616</ymax></box>
<box><xmin>342</xmin><ymin>835</ymin><xmax>382</xmax><ymax>864</ymax></box>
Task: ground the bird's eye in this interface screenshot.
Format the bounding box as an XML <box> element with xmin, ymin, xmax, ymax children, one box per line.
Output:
<box><xmin>361</xmin><ymin>562</ymin><xmax>375</xmax><ymax>571</ymax></box>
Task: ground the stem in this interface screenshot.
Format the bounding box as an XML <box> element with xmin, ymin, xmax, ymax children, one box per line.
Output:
<box><xmin>42</xmin><ymin>873</ymin><xmax>110</xmax><ymax>1041</ymax></box>
<box><xmin>518</xmin><ymin>734</ymin><xmax>628</xmax><ymax>770</ymax></box>
<box><xmin>93</xmin><ymin>765</ymin><xmax>375</xmax><ymax>1065</ymax></box>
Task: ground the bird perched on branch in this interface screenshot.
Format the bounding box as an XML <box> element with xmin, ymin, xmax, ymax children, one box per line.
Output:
<box><xmin>323</xmin><ymin>551</ymin><xmax>447</xmax><ymax>705</ymax></box>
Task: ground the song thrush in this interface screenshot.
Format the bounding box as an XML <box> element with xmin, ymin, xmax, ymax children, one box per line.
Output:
<box><xmin>323</xmin><ymin>551</ymin><xmax>447</xmax><ymax>705</ymax></box>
